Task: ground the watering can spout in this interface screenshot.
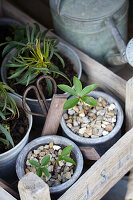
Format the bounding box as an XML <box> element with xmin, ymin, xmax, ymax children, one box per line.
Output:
<box><xmin>105</xmin><ymin>17</ymin><xmax>133</xmax><ymax>67</ymax></box>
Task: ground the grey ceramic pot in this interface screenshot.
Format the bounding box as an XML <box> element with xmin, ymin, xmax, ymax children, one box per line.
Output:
<box><xmin>16</xmin><ymin>135</ymin><xmax>83</xmax><ymax>198</ymax></box>
<box><xmin>1</xmin><ymin>42</ymin><xmax>82</xmax><ymax>126</ymax></box>
<box><xmin>0</xmin><ymin>93</ymin><xmax>32</xmax><ymax>183</ymax></box>
<box><xmin>60</xmin><ymin>91</ymin><xmax>124</xmax><ymax>158</ymax></box>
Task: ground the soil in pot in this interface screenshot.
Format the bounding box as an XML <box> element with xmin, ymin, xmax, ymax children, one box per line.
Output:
<box><xmin>25</xmin><ymin>142</ymin><xmax>76</xmax><ymax>187</ymax></box>
<box><xmin>7</xmin><ymin>53</ymin><xmax>77</xmax><ymax>99</ymax></box>
<box><xmin>63</xmin><ymin>96</ymin><xmax>117</xmax><ymax>138</ymax></box>
<box><xmin>0</xmin><ymin>107</ymin><xmax>29</xmax><ymax>154</ymax></box>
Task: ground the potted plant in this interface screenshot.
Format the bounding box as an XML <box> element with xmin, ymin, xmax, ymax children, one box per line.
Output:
<box><xmin>1</xmin><ymin>23</ymin><xmax>82</xmax><ymax>119</ymax></box>
<box><xmin>16</xmin><ymin>135</ymin><xmax>83</xmax><ymax>198</ymax></box>
<box><xmin>0</xmin><ymin>82</ymin><xmax>32</xmax><ymax>183</ymax></box>
<box><xmin>58</xmin><ymin>77</ymin><xmax>124</xmax><ymax>158</ymax></box>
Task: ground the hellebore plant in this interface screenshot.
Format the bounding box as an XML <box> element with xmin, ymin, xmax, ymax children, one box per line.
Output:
<box><xmin>0</xmin><ymin>82</ymin><xmax>19</xmax><ymax>148</ymax></box>
<box><xmin>57</xmin><ymin>145</ymin><xmax>76</xmax><ymax>165</ymax></box>
<box><xmin>29</xmin><ymin>145</ymin><xmax>75</xmax><ymax>179</ymax></box>
<box><xmin>29</xmin><ymin>155</ymin><xmax>50</xmax><ymax>178</ymax></box>
<box><xmin>58</xmin><ymin>76</ymin><xmax>99</xmax><ymax>110</ymax></box>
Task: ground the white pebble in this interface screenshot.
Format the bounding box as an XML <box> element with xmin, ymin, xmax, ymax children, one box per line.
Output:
<box><xmin>79</xmin><ymin>127</ymin><xmax>86</xmax><ymax>135</ymax></box>
<box><xmin>68</xmin><ymin>109</ymin><xmax>75</xmax><ymax>115</ymax></box>
<box><xmin>53</xmin><ymin>145</ymin><xmax>61</xmax><ymax>151</ymax></box>
<box><xmin>108</xmin><ymin>104</ymin><xmax>116</xmax><ymax>111</ymax></box>
<box><xmin>102</xmin><ymin>131</ymin><xmax>109</xmax><ymax>136</ymax></box>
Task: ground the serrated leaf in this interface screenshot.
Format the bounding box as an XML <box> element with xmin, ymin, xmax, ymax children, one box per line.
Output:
<box><xmin>73</xmin><ymin>76</ymin><xmax>82</xmax><ymax>94</ymax></box>
<box><xmin>42</xmin><ymin>167</ymin><xmax>50</xmax><ymax>178</ymax></box>
<box><xmin>41</xmin><ymin>155</ymin><xmax>50</xmax><ymax>166</ymax></box>
<box><xmin>63</xmin><ymin>98</ymin><xmax>79</xmax><ymax>110</ymax></box>
<box><xmin>29</xmin><ymin>160</ymin><xmax>40</xmax><ymax>167</ymax></box>
<box><xmin>80</xmin><ymin>84</ymin><xmax>99</xmax><ymax>97</ymax></box>
<box><xmin>62</xmin><ymin>156</ymin><xmax>76</xmax><ymax>165</ymax></box>
<box><xmin>61</xmin><ymin>145</ymin><xmax>72</xmax><ymax>156</ymax></box>
<box><xmin>36</xmin><ymin>167</ymin><xmax>42</xmax><ymax>177</ymax></box>
<box><xmin>81</xmin><ymin>96</ymin><xmax>98</xmax><ymax>107</ymax></box>
<box><xmin>57</xmin><ymin>85</ymin><xmax>77</xmax><ymax>96</ymax></box>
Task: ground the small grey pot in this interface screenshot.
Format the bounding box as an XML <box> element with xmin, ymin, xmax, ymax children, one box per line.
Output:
<box><xmin>16</xmin><ymin>135</ymin><xmax>83</xmax><ymax>198</ymax></box>
<box><xmin>1</xmin><ymin>42</ymin><xmax>82</xmax><ymax>126</ymax></box>
<box><xmin>60</xmin><ymin>91</ymin><xmax>124</xmax><ymax>158</ymax></box>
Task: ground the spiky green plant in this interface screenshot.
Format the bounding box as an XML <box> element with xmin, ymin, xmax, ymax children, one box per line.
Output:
<box><xmin>2</xmin><ymin>23</ymin><xmax>71</xmax><ymax>96</ymax></box>
<box><xmin>0</xmin><ymin>82</ymin><xmax>19</xmax><ymax>148</ymax></box>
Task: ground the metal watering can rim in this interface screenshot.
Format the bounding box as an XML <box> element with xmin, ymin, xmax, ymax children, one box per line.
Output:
<box><xmin>56</xmin><ymin>0</ymin><xmax>127</xmax><ymax>22</ymax></box>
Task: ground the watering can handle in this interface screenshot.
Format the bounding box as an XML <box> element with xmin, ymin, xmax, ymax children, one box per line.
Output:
<box><xmin>105</xmin><ymin>17</ymin><xmax>127</xmax><ymax>66</ymax></box>
<box><xmin>105</xmin><ymin>17</ymin><xmax>133</xmax><ymax>67</ymax></box>
<box><xmin>56</xmin><ymin>0</ymin><xmax>61</xmax><ymax>15</ymax></box>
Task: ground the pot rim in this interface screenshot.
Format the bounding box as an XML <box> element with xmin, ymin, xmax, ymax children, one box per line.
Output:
<box><xmin>60</xmin><ymin>91</ymin><xmax>124</xmax><ymax>145</ymax></box>
<box><xmin>16</xmin><ymin>135</ymin><xmax>83</xmax><ymax>193</ymax></box>
<box><xmin>1</xmin><ymin>42</ymin><xmax>82</xmax><ymax>102</ymax></box>
<box><xmin>0</xmin><ymin>93</ymin><xmax>32</xmax><ymax>157</ymax></box>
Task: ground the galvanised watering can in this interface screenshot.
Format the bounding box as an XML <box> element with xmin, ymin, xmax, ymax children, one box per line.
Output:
<box><xmin>50</xmin><ymin>0</ymin><xmax>133</xmax><ymax>68</ymax></box>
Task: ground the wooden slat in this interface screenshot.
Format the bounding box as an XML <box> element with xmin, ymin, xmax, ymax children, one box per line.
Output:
<box><xmin>18</xmin><ymin>172</ymin><xmax>51</xmax><ymax>200</ymax></box>
<box><xmin>0</xmin><ymin>187</ymin><xmax>17</xmax><ymax>200</ymax></box>
<box><xmin>2</xmin><ymin>0</ymin><xmax>126</xmax><ymax>102</ymax></box>
<box><xmin>0</xmin><ymin>179</ymin><xmax>19</xmax><ymax>199</ymax></box>
<box><xmin>59</xmin><ymin>127</ymin><xmax>133</xmax><ymax>200</ymax></box>
<box><xmin>125</xmin><ymin>77</ymin><xmax>133</xmax><ymax>131</ymax></box>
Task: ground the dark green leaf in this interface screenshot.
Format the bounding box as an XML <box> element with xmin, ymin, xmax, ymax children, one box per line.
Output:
<box><xmin>0</xmin><ymin>124</ymin><xmax>14</xmax><ymax>147</ymax></box>
<box><xmin>41</xmin><ymin>155</ymin><xmax>50</xmax><ymax>166</ymax></box>
<box><xmin>26</xmin><ymin>23</ymin><xmax>30</xmax><ymax>43</ymax></box>
<box><xmin>54</xmin><ymin>52</ymin><xmax>65</xmax><ymax>68</ymax></box>
<box><xmin>81</xmin><ymin>96</ymin><xmax>98</xmax><ymax>107</ymax></box>
<box><xmin>36</xmin><ymin>167</ymin><xmax>42</xmax><ymax>177</ymax></box>
<box><xmin>80</xmin><ymin>84</ymin><xmax>99</xmax><ymax>97</ymax></box>
<box><xmin>57</xmin><ymin>85</ymin><xmax>77</xmax><ymax>96</ymax></box>
<box><xmin>31</xmin><ymin>25</ymin><xmax>36</xmax><ymax>43</ymax></box>
<box><xmin>8</xmin><ymin>66</ymin><xmax>27</xmax><ymax>79</ymax></box>
<box><xmin>73</xmin><ymin>76</ymin><xmax>82</xmax><ymax>94</ymax></box>
<box><xmin>56</xmin><ymin>155</ymin><xmax>62</xmax><ymax>161</ymax></box>
<box><xmin>62</xmin><ymin>156</ymin><xmax>76</xmax><ymax>165</ymax></box>
<box><xmin>29</xmin><ymin>160</ymin><xmax>40</xmax><ymax>167</ymax></box>
<box><xmin>0</xmin><ymin>137</ymin><xmax>9</xmax><ymax>146</ymax></box>
<box><xmin>63</xmin><ymin>98</ymin><xmax>79</xmax><ymax>110</ymax></box>
<box><xmin>42</xmin><ymin>167</ymin><xmax>50</xmax><ymax>178</ymax></box>
<box><xmin>61</xmin><ymin>145</ymin><xmax>72</xmax><ymax>156</ymax></box>
<box><xmin>2</xmin><ymin>43</ymin><xmax>17</xmax><ymax>57</ymax></box>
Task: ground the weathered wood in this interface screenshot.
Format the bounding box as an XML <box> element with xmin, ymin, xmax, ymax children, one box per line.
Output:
<box><xmin>125</xmin><ymin>77</ymin><xmax>133</xmax><ymax>131</ymax></box>
<box><xmin>18</xmin><ymin>172</ymin><xmax>51</xmax><ymax>200</ymax></box>
<box><xmin>2</xmin><ymin>0</ymin><xmax>126</xmax><ymax>103</ymax></box>
<box><xmin>125</xmin><ymin>169</ymin><xmax>133</xmax><ymax>200</ymax></box>
<box><xmin>0</xmin><ymin>187</ymin><xmax>17</xmax><ymax>200</ymax></box>
<box><xmin>0</xmin><ymin>179</ymin><xmax>19</xmax><ymax>199</ymax></box>
<box><xmin>42</xmin><ymin>94</ymin><xmax>67</xmax><ymax>136</ymax></box>
<box><xmin>59</xmin><ymin>127</ymin><xmax>133</xmax><ymax>200</ymax></box>
<box><xmin>80</xmin><ymin>147</ymin><xmax>100</xmax><ymax>160</ymax></box>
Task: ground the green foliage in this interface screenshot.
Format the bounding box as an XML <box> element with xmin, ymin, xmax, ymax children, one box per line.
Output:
<box><xmin>58</xmin><ymin>76</ymin><xmax>99</xmax><ymax>110</ymax></box>
<box><xmin>0</xmin><ymin>82</ymin><xmax>19</xmax><ymax>148</ymax></box>
<box><xmin>57</xmin><ymin>145</ymin><xmax>76</xmax><ymax>165</ymax></box>
<box><xmin>28</xmin><ymin>145</ymin><xmax>76</xmax><ymax>178</ymax></box>
<box><xmin>2</xmin><ymin>23</ymin><xmax>71</xmax><ymax>95</ymax></box>
<box><xmin>29</xmin><ymin>155</ymin><xmax>50</xmax><ymax>178</ymax></box>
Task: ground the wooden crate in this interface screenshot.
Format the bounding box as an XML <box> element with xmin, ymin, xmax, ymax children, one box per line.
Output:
<box><xmin>1</xmin><ymin>1</ymin><xmax>133</xmax><ymax>199</ymax></box>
